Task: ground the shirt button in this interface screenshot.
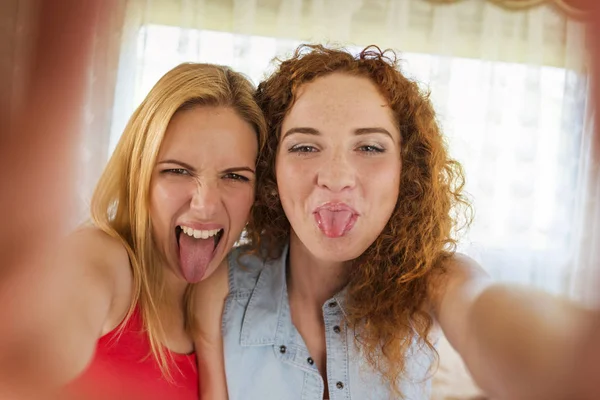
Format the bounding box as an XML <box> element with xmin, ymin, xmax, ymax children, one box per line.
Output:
<box><xmin>336</xmin><ymin>381</ymin><xmax>344</xmax><ymax>389</ymax></box>
<box><xmin>307</xmin><ymin>357</ymin><xmax>314</xmax><ymax>365</ymax></box>
<box><xmin>333</xmin><ymin>325</ymin><xmax>341</xmax><ymax>334</ymax></box>
<box><xmin>279</xmin><ymin>345</ymin><xmax>287</xmax><ymax>354</ymax></box>
<box><xmin>328</xmin><ymin>301</ymin><xmax>337</xmax><ymax>308</ymax></box>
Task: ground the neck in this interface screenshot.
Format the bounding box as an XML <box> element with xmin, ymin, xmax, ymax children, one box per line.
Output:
<box><xmin>161</xmin><ymin>267</ymin><xmax>189</xmax><ymax>318</ymax></box>
<box><xmin>155</xmin><ymin>265</ymin><xmax>194</xmax><ymax>354</ymax></box>
<box><xmin>287</xmin><ymin>231</ymin><xmax>349</xmax><ymax>310</ymax></box>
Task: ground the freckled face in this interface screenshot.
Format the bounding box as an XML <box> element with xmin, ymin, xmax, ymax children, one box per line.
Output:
<box><xmin>276</xmin><ymin>73</ymin><xmax>402</xmax><ymax>262</ymax></box>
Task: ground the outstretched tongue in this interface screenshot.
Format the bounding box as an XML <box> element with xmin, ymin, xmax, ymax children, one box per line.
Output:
<box><xmin>316</xmin><ymin>209</ymin><xmax>354</xmax><ymax>238</ymax></box>
<box><xmin>178</xmin><ymin>234</ymin><xmax>215</xmax><ymax>283</ymax></box>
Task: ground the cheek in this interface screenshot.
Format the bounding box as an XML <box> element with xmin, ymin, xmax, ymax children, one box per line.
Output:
<box><xmin>362</xmin><ymin>159</ymin><xmax>401</xmax><ymax>198</ymax></box>
<box><xmin>276</xmin><ymin>159</ymin><xmax>314</xmax><ymax>199</ymax></box>
<box><xmin>276</xmin><ymin>154</ymin><xmax>318</xmax><ymax>178</ymax></box>
<box><xmin>224</xmin><ymin>186</ymin><xmax>254</xmax><ymax>226</ymax></box>
<box><xmin>150</xmin><ymin>180</ymin><xmax>190</xmax><ymax>226</ymax></box>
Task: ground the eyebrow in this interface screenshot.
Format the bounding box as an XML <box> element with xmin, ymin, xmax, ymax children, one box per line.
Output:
<box><xmin>281</xmin><ymin>127</ymin><xmax>319</xmax><ymax>140</ymax></box>
<box><xmin>222</xmin><ymin>166</ymin><xmax>256</xmax><ymax>174</ymax></box>
<box><xmin>282</xmin><ymin>126</ymin><xmax>394</xmax><ymax>140</ymax></box>
<box><xmin>157</xmin><ymin>160</ymin><xmax>196</xmax><ymax>171</ymax></box>
<box><xmin>354</xmin><ymin>127</ymin><xmax>394</xmax><ymax>139</ymax></box>
<box><xmin>157</xmin><ymin>160</ymin><xmax>255</xmax><ymax>174</ymax></box>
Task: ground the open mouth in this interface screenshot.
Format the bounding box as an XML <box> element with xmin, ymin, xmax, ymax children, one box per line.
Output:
<box><xmin>175</xmin><ymin>225</ymin><xmax>225</xmax><ymax>283</ymax></box>
<box><xmin>175</xmin><ymin>225</ymin><xmax>224</xmax><ymax>250</ymax></box>
<box><xmin>313</xmin><ymin>202</ymin><xmax>359</xmax><ymax>238</ymax></box>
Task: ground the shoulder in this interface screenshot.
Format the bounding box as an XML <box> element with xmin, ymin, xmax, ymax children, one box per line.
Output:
<box><xmin>67</xmin><ymin>225</ymin><xmax>133</xmax><ymax>333</ymax></box>
<box><xmin>191</xmin><ymin>244</ymin><xmax>272</xmax><ymax>346</ymax></box>
<box><xmin>427</xmin><ymin>253</ymin><xmax>488</xmax><ymax>300</ymax></box>
<box><xmin>67</xmin><ymin>225</ymin><xmax>129</xmax><ymax>264</ymax></box>
<box><xmin>67</xmin><ymin>225</ymin><xmax>132</xmax><ymax>291</ymax></box>
<box><xmin>426</xmin><ymin>252</ymin><xmax>491</xmax><ymax>329</ymax></box>
<box><xmin>192</xmin><ymin>244</ymin><xmax>266</xmax><ymax>313</ymax></box>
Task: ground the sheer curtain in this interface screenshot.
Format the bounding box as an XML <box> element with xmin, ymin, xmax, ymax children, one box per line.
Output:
<box><xmin>109</xmin><ymin>0</ymin><xmax>591</xmax><ymax>295</ymax></box>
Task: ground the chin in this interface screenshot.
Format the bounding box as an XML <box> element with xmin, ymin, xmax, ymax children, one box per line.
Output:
<box><xmin>308</xmin><ymin>239</ymin><xmax>366</xmax><ymax>263</ymax></box>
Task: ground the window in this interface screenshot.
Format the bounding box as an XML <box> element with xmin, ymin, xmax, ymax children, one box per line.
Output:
<box><xmin>111</xmin><ymin>24</ymin><xmax>587</xmax><ymax>293</ymax></box>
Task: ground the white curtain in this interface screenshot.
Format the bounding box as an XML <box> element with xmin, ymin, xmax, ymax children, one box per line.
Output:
<box><xmin>108</xmin><ymin>0</ymin><xmax>592</xmax><ymax>295</ymax></box>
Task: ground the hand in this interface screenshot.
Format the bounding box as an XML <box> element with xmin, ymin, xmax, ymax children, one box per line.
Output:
<box><xmin>0</xmin><ymin>1</ymin><xmax>111</xmax><ymax>397</ymax></box>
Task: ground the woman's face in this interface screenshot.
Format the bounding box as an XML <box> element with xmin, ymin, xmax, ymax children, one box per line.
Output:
<box><xmin>150</xmin><ymin>106</ymin><xmax>258</xmax><ymax>283</ymax></box>
<box><xmin>276</xmin><ymin>73</ymin><xmax>402</xmax><ymax>262</ymax></box>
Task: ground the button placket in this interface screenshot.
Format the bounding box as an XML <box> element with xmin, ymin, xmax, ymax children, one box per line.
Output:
<box><xmin>323</xmin><ymin>299</ymin><xmax>349</xmax><ymax>399</ymax></box>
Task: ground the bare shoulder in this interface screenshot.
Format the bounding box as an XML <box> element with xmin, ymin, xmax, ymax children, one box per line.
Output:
<box><xmin>194</xmin><ymin>257</ymin><xmax>230</xmax><ymax>305</ymax></box>
<box><xmin>64</xmin><ymin>226</ymin><xmax>132</xmax><ymax>289</ymax></box>
<box><xmin>193</xmin><ymin>260</ymin><xmax>230</xmax><ymax>400</ymax></box>
<box><xmin>441</xmin><ymin>253</ymin><xmax>487</xmax><ymax>280</ymax></box>
<box><xmin>66</xmin><ymin>226</ymin><xmax>129</xmax><ymax>262</ymax></box>
<box><xmin>64</xmin><ymin>225</ymin><xmax>133</xmax><ymax>331</ymax></box>
<box><xmin>427</xmin><ymin>253</ymin><xmax>490</xmax><ymax>316</ymax></box>
<box><xmin>191</xmin><ymin>257</ymin><xmax>230</xmax><ymax>339</ymax></box>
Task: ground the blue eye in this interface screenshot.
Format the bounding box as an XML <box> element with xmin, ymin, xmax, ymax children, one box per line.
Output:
<box><xmin>358</xmin><ymin>145</ymin><xmax>385</xmax><ymax>153</ymax></box>
<box><xmin>162</xmin><ymin>168</ymin><xmax>191</xmax><ymax>175</ymax></box>
<box><xmin>223</xmin><ymin>173</ymin><xmax>250</xmax><ymax>182</ymax></box>
<box><xmin>289</xmin><ymin>144</ymin><xmax>318</xmax><ymax>153</ymax></box>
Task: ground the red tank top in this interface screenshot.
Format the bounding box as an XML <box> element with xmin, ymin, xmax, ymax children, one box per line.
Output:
<box><xmin>65</xmin><ymin>306</ymin><xmax>198</xmax><ymax>400</ymax></box>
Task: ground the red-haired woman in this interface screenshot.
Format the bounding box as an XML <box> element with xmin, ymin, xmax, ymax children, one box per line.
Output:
<box><xmin>196</xmin><ymin>44</ymin><xmax>590</xmax><ymax>400</ymax></box>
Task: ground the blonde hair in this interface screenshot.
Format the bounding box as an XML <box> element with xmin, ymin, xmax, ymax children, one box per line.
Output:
<box><xmin>91</xmin><ymin>63</ymin><xmax>266</xmax><ymax>378</ymax></box>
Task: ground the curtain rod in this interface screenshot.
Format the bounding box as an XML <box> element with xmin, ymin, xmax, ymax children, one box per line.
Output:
<box><xmin>422</xmin><ymin>0</ymin><xmax>588</xmax><ymax>20</ymax></box>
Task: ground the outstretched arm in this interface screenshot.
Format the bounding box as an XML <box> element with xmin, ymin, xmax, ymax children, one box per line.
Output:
<box><xmin>1</xmin><ymin>0</ymin><xmax>122</xmax><ymax>397</ymax></box>
<box><xmin>0</xmin><ymin>227</ymin><xmax>132</xmax><ymax>398</ymax></box>
<box><xmin>428</xmin><ymin>254</ymin><xmax>592</xmax><ymax>400</ymax></box>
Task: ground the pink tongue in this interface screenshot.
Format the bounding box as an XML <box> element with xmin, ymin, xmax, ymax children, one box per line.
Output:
<box><xmin>178</xmin><ymin>234</ymin><xmax>215</xmax><ymax>283</ymax></box>
<box><xmin>316</xmin><ymin>210</ymin><xmax>353</xmax><ymax>238</ymax></box>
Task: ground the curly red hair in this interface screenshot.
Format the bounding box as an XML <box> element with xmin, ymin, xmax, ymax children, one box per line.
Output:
<box><xmin>247</xmin><ymin>44</ymin><xmax>471</xmax><ymax>396</ymax></box>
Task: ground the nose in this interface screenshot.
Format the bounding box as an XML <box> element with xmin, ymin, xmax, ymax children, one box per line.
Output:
<box><xmin>317</xmin><ymin>149</ymin><xmax>356</xmax><ymax>192</ymax></box>
<box><xmin>190</xmin><ymin>179</ymin><xmax>220</xmax><ymax>218</ymax></box>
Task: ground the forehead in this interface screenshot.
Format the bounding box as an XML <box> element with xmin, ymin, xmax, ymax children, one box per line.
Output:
<box><xmin>159</xmin><ymin>106</ymin><xmax>257</xmax><ymax>162</ymax></box>
<box><xmin>283</xmin><ymin>73</ymin><xmax>397</xmax><ymax>133</ymax></box>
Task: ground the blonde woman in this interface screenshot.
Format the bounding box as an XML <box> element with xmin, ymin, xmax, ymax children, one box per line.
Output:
<box><xmin>1</xmin><ymin>63</ymin><xmax>265</xmax><ymax>399</ymax></box>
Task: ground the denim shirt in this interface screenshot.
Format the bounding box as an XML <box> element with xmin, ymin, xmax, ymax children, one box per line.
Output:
<box><xmin>223</xmin><ymin>244</ymin><xmax>434</xmax><ymax>400</ymax></box>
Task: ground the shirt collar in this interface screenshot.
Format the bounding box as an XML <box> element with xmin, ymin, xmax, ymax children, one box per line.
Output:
<box><xmin>240</xmin><ymin>244</ymin><xmax>289</xmax><ymax>346</ymax></box>
<box><xmin>239</xmin><ymin>242</ymin><xmax>350</xmax><ymax>346</ymax></box>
